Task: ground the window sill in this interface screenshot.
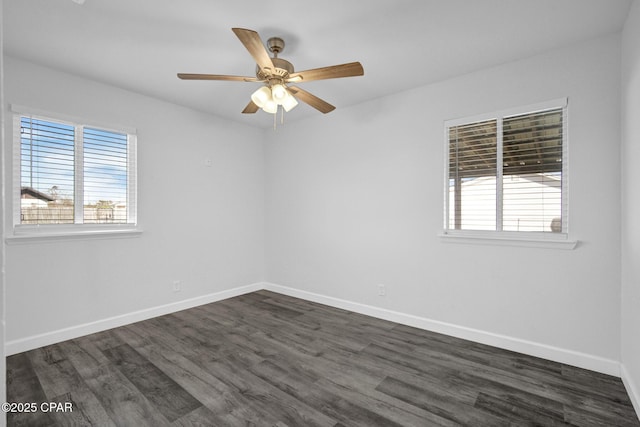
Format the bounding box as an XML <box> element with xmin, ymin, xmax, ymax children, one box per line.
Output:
<box><xmin>438</xmin><ymin>231</ymin><xmax>578</xmax><ymax>250</ymax></box>
<box><xmin>5</xmin><ymin>225</ymin><xmax>142</xmax><ymax>244</ymax></box>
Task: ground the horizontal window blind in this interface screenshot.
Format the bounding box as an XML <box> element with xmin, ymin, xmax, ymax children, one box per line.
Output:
<box><xmin>83</xmin><ymin>127</ymin><xmax>129</xmax><ymax>224</ymax></box>
<box><xmin>446</xmin><ymin>103</ymin><xmax>566</xmax><ymax>234</ymax></box>
<box><xmin>448</xmin><ymin>119</ymin><xmax>497</xmax><ymax>230</ymax></box>
<box><xmin>20</xmin><ymin>117</ymin><xmax>75</xmax><ymax>224</ymax></box>
<box><xmin>502</xmin><ymin>109</ymin><xmax>563</xmax><ymax>232</ymax></box>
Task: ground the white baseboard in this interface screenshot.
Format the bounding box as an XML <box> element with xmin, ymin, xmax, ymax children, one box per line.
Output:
<box><xmin>621</xmin><ymin>364</ymin><xmax>640</xmax><ymax>420</ymax></box>
<box><xmin>6</xmin><ymin>280</ymin><xmax>622</xmax><ymax>379</ymax></box>
<box><xmin>5</xmin><ymin>282</ymin><xmax>263</xmax><ymax>356</ymax></box>
<box><xmin>262</xmin><ymin>282</ymin><xmax>621</xmax><ymax>377</ymax></box>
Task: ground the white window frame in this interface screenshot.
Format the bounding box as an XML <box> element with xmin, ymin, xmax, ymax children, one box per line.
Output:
<box><xmin>8</xmin><ymin>105</ymin><xmax>140</xmax><ymax>242</ymax></box>
<box><xmin>440</xmin><ymin>98</ymin><xmax>577</xmax><ymax>249</ymax></box>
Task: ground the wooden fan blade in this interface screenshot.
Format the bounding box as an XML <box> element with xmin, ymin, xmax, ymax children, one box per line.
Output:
<box><xmin>287</xmin><ymin>61</ymin><xmax>364</xmax><ymax>83</ymax></box>
<box><xmin>242</xmin><ymin>100</ymin><xmax>259</xmax><ymax>114</ymax></box>
<box><xmin>177</xmin><ymin>73</ymin><xmax>259</xmax><ymax>82</ymax></box>
<box><xmin>231</xmin><ymin>28</ymin><xmax>275</xmax><ymax>73</ymax></box>
<box><xmin>288</xmin><ymin>86</ymin><xmax>335</xmax><ymax>114</ymax></box>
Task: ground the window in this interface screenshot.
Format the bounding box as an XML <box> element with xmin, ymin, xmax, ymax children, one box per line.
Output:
<box><xmin>444</xmin><ymin>99</ymin><xmax>567</xmax><ymax>237</ymax></box>
<box><xmin>13</xmin><ymin>108</ymin><xmax>137</xmax><ymax>233</ymax></box>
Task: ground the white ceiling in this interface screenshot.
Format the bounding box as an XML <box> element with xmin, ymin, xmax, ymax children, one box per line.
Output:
<box><xmin>3</xmin><ymin>0</ymin><xmax>633</xmax><ymax>129</ymax></box>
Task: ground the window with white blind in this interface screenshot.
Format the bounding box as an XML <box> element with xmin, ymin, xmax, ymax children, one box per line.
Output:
<box><xmin>13</xmin><ymin>108</ymin><xmax>137</xmax><ymax>235</ymax></box>
<box><xmin>444</xmin><ymin>99</ymin><xmax>567</xmax><ymax>239</ymax></box>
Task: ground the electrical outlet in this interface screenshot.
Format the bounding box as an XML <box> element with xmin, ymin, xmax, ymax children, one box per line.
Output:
<box><xmin>173</xmin><ymin>280</ymin><xmax>182</xmax><ymax>292</ymax></box>
<box><xmin>378</xmin><ymin>284</ymin><xmax>386</xmax><ymax>296</ymax></box>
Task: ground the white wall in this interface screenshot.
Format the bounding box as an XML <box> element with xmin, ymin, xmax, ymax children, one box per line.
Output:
<box><xmin>0</xmin><ymin>0</ymin><xmax>7</xmax><ymax>424</ymax></box>
<box><xmin>622</xmin><ymin>0</ymin><xmax>640</xmax><ymax>414</ymax></box>
<box><xmin>2</xmin><ymin>57</ymin><xmax>265</xmax><ymax>348</ymax></box>
<box><xmin>265</xmin><ymin>35</ymin><xmax>623</xmax><ymax>371</ymax></box>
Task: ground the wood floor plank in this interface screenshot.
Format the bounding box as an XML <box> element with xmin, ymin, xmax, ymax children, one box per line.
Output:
<box><xmin>562</xmin><ymin>393</ymin><xmax>640</xmax><ymax>427</ymax></box>
<box><xmin>359</xmin><ymin>342</ymin><xmax>487</xmax><ymax>405</ymax></box>
<box><xmin>376</xmin><ymin>376</ymin><xmax>510</xmax><ymax>426</ymax></box>
<box><xmin>205</xmin><ymin>353</ymin><xmax>339</xmax><ymax>426</ymax></box>
<box><xmin>170</xmin><ymin>405</ymin><xmax>233</xmax><ymax>427</ymax></box>
<box><xmin>46</xmin><ymin>391</ymin><xmax>116</xmax><ymax>427</ymax></box>
<box><xmin>26</xmin><ymin>344</ymin><xmax>117</xmax><ymax>427</ymax></box>
<box><xmin>128</xmin><ymin>316</ymin><xmax>338</xmax><ymax>426</ymax></box>
<box><xmin>59</xmin><ymin>340</ymin><xmax>171</xmax><ymax>427</ymax></box>
<box><xmin>561</xmin><ymin>364</ymin><xmax>636</xmax><ymax>406</ymax></box>
<box><xmin>564</xmin><ymin>403</ymin><xmax>640</xmax><ymax>427</ymax></box>
<box><xmin>261</xmin><ymin>332</ymin><xmax>455</xmax><ymax>425</ymax></box>
<box><xmin>121</xmin><ymin>323</ymin><xmax>282</xmax><ymax>426</ymax></box>
<box><xmin>315</xmin><ymin>376</ymin><xmax>457</xmax><ymax>427</ymax></box>
<box><xmin>6</xmin><ymin>353</ymin><xmax>56</xmax><ymax>427</ymax></box>
<box><xmin>248</xmin><ymin>358</ymin><xmax>406</xmax><ymax>427</ymax></box>
<box><xmin>6</xmin><ymin>291</ymin><xmax>640</xmax><ymax>426</ymax></box>
<box><xmin>102</xmin><ymin>343</ymin><xmax>203</xmax><ymax>422</ymax></box>
<box><xmin>26</xmin><ymin>344</ymin><xmax>75</xmax><ymax>398</ymax></box>
<box><xmin>474</xmin><ymin>391</ymin><xmax>569</xmax><ymax>426</ymax></box>
<box><xmin>368</xmin><ymin>328</ymin><xmax>627</xmax><ymax>419</ymax></box>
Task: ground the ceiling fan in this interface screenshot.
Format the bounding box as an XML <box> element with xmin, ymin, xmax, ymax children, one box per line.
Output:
<box><xmin>178</xmin><ymin>28</ymin><xmax>364</xmax><ymax>116</ymax></box>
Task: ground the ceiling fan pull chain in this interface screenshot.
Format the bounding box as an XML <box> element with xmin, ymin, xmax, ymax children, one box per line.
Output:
<box><xmin>273</xmin><ymin>108</ymin><xmax>277</xmax><ymax>131</ymax></box>
<box><xmin>281</xmin><ymin>106</ymin><xmax>285</xmax><ymax>126</ymax></box>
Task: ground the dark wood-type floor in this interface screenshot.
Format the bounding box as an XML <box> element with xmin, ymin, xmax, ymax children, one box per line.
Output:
<box><xmin>7</xmin><ymin>290</ymin><xmax>640</xmax><ymax>426</ymax></box>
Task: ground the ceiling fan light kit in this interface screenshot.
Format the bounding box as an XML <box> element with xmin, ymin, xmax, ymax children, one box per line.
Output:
<box><xmin>178</xmin><ymin>28</ymin><xmax>364</xmax><ymax>127</ymax></box>
<box><xmin>251</xmin><ymin>82</ymin><xmax>298</xmax><ymax>115</ymax></box>
<box><xmin>281</xmin><ymin>92</ymin><xmax>299</xmax><ymax>112</ymax></box>
<box><xmin>271</xmin><ymin>84</ymin><xmax>288</xmax><ymax>102</ymax></box>
<box><xmin>250</xmin><ymin>86</ymin><xmax>272</xmax><ymax>108</ymax></box>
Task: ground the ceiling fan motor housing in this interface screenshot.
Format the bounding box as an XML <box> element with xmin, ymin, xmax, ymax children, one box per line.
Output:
<box><xmin>255</xmin><ymin>36</ymin><xmax>294</xmax><ymax>80</ymax></box>
<box><xmin>256</xmin><ymin>57</ymin><xmax>294</xmax><ymax>80</ymax></box>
